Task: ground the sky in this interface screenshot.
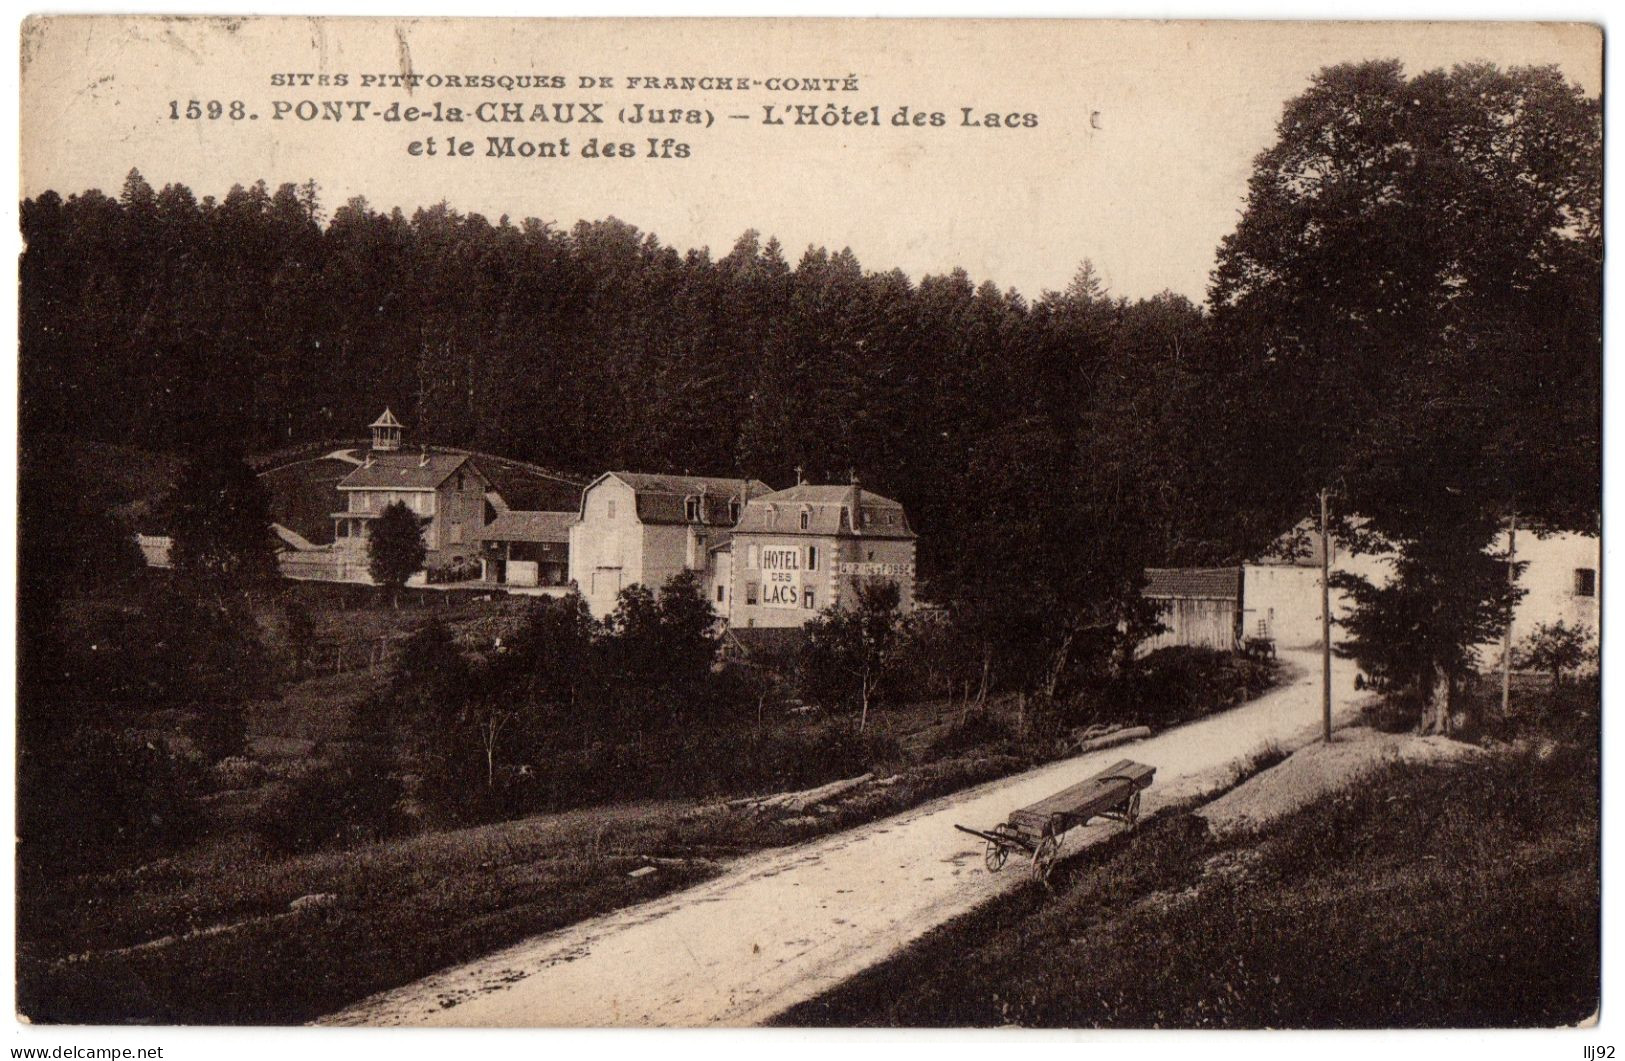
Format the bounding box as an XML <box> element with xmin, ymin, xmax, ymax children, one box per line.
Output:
<box><xmin>20</xmin><ymin>18</ymin><xmax>1601</xmax><ymax>305</ymax></box>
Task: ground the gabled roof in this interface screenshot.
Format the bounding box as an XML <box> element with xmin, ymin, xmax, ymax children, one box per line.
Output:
<box><xmin>732</xmin><ymin>484</ymin><xmax>915</xmax><ymax>540</ymax></box>
<box><xmin>370</xmin><ymin>408</ymin><xmax>403</xmax><ymax>429</ymax></box>
<box><xmin>483</xmin><ymin>510</ymin><xmax>575</xmax><ymax>543</ymax></box>
<box><xmin>1251</xmin><ymin>515</ymin><xmax>1372</xmax><ymax>568</ymax></box>
<box><xmin>589</xmin><ymin>471</ymin><xmax>771</xmax><ymax>525</ymax></box>
<box><xmin>1144</xmin><ymin>567</ymin><xmax>1241</xmax><ymax>601</ymax></box>
<box><xmin>338</xmin><ymin>453</ymin><xmax>473</xmax><ymax>491</ymax></box>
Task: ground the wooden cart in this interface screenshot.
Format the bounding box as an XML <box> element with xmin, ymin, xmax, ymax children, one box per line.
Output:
<box><xmin>1241</xmin><ymin>635</ymin><xmax>1277</xmax><ymax>660</ymax></box>
<box><xmin>955</xmin><ymin>759</ymin><xmax>1155</xmax><ymax>883</ymax></box>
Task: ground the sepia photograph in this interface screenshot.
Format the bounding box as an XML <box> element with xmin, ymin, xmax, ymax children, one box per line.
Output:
<box><xmin>12</xmin><ymin>13</ymin><xmax>1604</xmax><ymax>1038</ymax></box>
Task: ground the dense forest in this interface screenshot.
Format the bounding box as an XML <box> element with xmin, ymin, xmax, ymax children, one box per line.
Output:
<box><xmin>19</xmin><ymin>60</ymin><xmax>1602</xmax><ymax>701</ymax></box>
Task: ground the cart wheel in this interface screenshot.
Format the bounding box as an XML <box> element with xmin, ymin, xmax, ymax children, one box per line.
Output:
<box><xmin>984</xmin><ymin>839</ymin><xmax>1009</xmax><ymax>873</ymax></box>
<box><xmin>1125</xmin><ymin>790</ymin><xmax>1142</xmax><ymax>827</ymax></box>
<box><xmin>1031</xmin><ymin>835</ymin><xmax>1060</xmax><ymax>884</ymax></box>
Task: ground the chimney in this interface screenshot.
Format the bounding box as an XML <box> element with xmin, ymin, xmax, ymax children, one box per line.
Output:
<box><xmin>849</xmin><ymin>468</ymin><xmax>862</xmax><ymax>536</ymax></box>
<box><xmin>419</xmin><ymin>445</ymin><xmax>429</xmax><ymax>469</ymax></box>
<box><xmin>795</xmin><ymin>464</ymin><xmax>804</xmax><ymax>486</ymax></box>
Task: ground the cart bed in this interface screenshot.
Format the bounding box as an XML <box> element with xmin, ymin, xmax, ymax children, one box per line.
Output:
<box><xmin>1007</xmin><ymin>759</ymin><xmax>1155</xmax><ymax>833</ymax></box>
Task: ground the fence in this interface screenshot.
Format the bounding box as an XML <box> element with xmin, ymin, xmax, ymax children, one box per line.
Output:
<box><xmin>278</xmin><ymin>548</ymin><xmax>374</xmax><ymax>584</ymax></box>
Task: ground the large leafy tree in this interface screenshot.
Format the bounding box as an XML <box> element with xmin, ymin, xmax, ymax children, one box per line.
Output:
<box><xmin>167</xmin><ymin>448</ymin><xmax>278</xmax><ymax>586</ymax></box>
<box><xmin>1211</xmin><ymin>59</ymin><xmax>1598</xmax><ymax>496</ymax></box>
<box><xmin>1210</xmin><ymin>60</ymin><xmax>1600</xmax><ymax>728</ymax></box>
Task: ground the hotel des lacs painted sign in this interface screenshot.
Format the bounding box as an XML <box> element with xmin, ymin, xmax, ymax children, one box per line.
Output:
<box><xmin>761</xmin><ymin>549</ymin><xmax>915</xmax><ymax>609</ymax></box>
<box><xmin>760</xmin><ymin>546</ymin><xmax>803</xmax><ymax>608</ymax></box>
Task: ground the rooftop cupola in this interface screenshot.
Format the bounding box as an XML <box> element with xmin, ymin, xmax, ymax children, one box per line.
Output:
<box><xmin>370</xmin><ymin>408</ymin><xmax>403</xmax><ymax>452</ymax></box>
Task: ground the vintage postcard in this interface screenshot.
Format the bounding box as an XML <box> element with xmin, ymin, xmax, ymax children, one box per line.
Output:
<box><xmin>15</xmin><ymin>15</ymin><xmax>1603</xmax><ymax>1039</ymax></box>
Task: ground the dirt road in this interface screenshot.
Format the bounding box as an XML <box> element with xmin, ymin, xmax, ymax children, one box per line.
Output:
<box><xmin>328</xmin><ymin>650</ymin><xmax>1360</xmax><ymax>1028</ymax></box>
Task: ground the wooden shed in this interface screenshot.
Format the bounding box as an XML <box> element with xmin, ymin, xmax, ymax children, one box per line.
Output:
<box><xmin>1139</xmin><ymin>567</ymin><xmax>1242</xmax><ymax>654</ymax></box>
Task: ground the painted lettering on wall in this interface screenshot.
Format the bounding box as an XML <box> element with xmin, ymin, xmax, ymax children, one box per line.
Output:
<box><xmin>837</xmin><ymin>561</ymin><xmax>914</xmax><ymax>578</ymax></box>
<box><xmin>761</xmin><ymin>545</ymin><xmax>802</xmax><ymax>608</ymax></box>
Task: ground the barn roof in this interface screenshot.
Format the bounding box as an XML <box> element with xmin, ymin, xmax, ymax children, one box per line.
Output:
<box><xmin>1144</xmin><ymin>567</ymin><xmax>1241</xmax><ymax>600</ymax></box>
<box><xmin>338</xmin><ymin>453</ymin><xmax>472</xmax><ymax>491</ymax></box>
<box><xmin>595</xmin><ymin>472</ymin><xmax>771</xmax><ymax>525</ymax></box>
<box><xmin>482</xmin><ymin>510</ymin><xmax>575</xmax><ymax>543</ymax></box>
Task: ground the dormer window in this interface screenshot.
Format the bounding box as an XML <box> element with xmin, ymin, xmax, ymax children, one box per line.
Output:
<box><xmin>800</xmin><ymin>508</ymin><xmax>811</xmax><ymax>531</ymax></box>
<box><xmin>729</xmin><ymin>500</ymin><xmax>741</xmax><ymax>523</ymax></box>
<box><xmin>685</xmin><ymin>496</ymin><xmax>699</xmax><ymax>522</ymax></box>
<box><xmin>767</xmin><ymin>504</ymin><xmax>778</xmax><ymax>527</ymax></box>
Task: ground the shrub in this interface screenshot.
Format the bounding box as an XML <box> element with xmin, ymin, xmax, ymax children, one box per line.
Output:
<box><xmin>1095</xmin><ymin>647</ymin><xmax>1277</xmax><ymax>729</ymax></box>
<box><xmin>18</xmin><ymin>726</ymin><xmax>201</xmax><ymax>859</ymax></box>
<box><xmin>1360</xmin><ymin>690</ymin><xmax>1422</xmax><ymax>734</ymax></box>
<box><xmin>1016</xmin><ymin>691</ymin><xmax>1077</xmax><ymax>748</ymax></box>
<box><xmin>926</xmin><ymin>708</ymin><xmax>1016</xmax><ymax>759</ymax></box>
<box><xmin>255</xmin><ymin>748</ymin><xmax>404</xmax><ymax>854</ymax></box>
<box><xmin>513</xmin><ymin>719</ymin><xmax>903</xmax><ymax>813</ymax></box>
<box><xmin>1231</xmin><ymin>740</ymin><xmax>1288</xmax><ymax>786</ymax></box>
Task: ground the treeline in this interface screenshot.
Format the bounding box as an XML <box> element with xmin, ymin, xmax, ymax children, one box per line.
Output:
<box><xmin>20</xmin><ymin>59</ymin><xmax>1603</xmax><ymax>716</ymax></box>
<box><xmin>21</xmin><ymin>168</ymin><xmax>1241</xmax><ymax>695</ymax></box>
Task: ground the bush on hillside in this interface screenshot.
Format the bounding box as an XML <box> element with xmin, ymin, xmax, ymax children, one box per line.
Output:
<box><xmin>18</xmin><ymin>726</ymin><xmax>202</xmax><ymax>859</ymax></box>
<box><xmin>1093</xmin><ymin>647</ymin><xmax>1278</xmax><ymax>729</ymax></box>
<box><xmin>255</xmin><ymin>746</ymin><xmax>404</xmax><ymax>854</ymax></box>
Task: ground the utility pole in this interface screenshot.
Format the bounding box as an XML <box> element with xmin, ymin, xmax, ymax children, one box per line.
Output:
<box><xmin>1501</xmin><ymin>512</ymin><xmax>1517</xmax><ymax>718</ymax></box>
<box><xmin>1320</xmin><ymin>488</ymin><xmax>1333</xmax><ymax>742</ymax></box>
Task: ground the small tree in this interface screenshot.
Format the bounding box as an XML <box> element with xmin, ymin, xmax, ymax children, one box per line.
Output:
<box><xmin>602</xmin><ymin>572</ymin><xmax>721</xmax><ymax>731</ymax></box>
<box><xmin>368</xmin><ymin>501</ymin><xmax>427</xmax><ymax>606</ymax></box>
<box><xmin>654</xmin><ymin>570</ymin><xmax>724</xmax><ymax>690</ymax></box>
<box><xmin>1332</xmin><ymin>518</ymin><xmax>1523</xmax><ymax>735</ymax></box>
<box><xmin>383</xmin><ymin>619</ymin><xmax>475</xmax><ymax>817</ymax></box>
<box><xmin>497</xmin><ymin>591</ymin><xmax>600</xmax><ymax>714</ymax></box>
<box><xmin>1518</xmin><ymin>621</ymin><xmax>1595</xmax><ymax>688</ymax></box>
<box><xmin>603</xmin><ymin>583</ymin><xmax>664</xmax><ymax>690</ymax></box>
<box><xmin>801</xmin><ymin>578</ymin><xmax>906</xmax><ymax>732</ymax></box>
<box><xmin>469</xmin><ymin>695</ymin><xmax>517</xmax><ymax>792</ymax></box>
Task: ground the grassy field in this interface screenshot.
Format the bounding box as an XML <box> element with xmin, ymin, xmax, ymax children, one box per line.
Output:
<box><xmin>19</xmin><ymin>573</ymin><xmax>1286</xmax><ymax>1025</ymax></box>
<box><xmin>15</xmin><ymin>739</ymin><xmax>1048</xmax><ymax>1024</ymax></box>
<box><xmin>776</xmin><ymin>700</ymin><xmax>1600</xmax><ymax>1028</ymax></box>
